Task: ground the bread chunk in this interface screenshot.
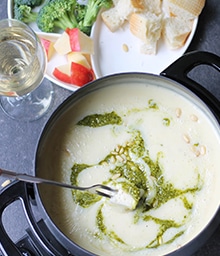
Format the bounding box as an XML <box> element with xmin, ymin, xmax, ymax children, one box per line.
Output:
<box><xmin>163</xmin><ymin>17</ymin><xmax>193</xmax><ymax>49</ymax></box>
<box><xmin>142</xmin><ymin>0</ymin><xmax>162</xmax><ymax>14</ymax></box>
<box><xmin>163</xmin><ymin>0</ymin><xmax>206</xmax><ymax>19</ymax></box>
<box><xmin>101</xmin><ymin>7</ymin><xmax>124</xmax><ymax>32</ymax></box>
<box><xmin>140</xmin><ymin>41</ymin><xmax>158</xmax><ymax>55</ymax></box>
<box><xmin>101</xmin><ymin>0</ymin><xmax>144</xmax><ymax>32</ymax></box>
<box><xmin>130</xmin><ymin>12</ymin><xmax>163</xmax><ymax>54</ymax></box>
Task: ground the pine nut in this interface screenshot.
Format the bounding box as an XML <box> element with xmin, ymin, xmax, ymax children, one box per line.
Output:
<box><xmin>119</xmin><ymin>147</ymin><xmax>124</xmax><ymax>154</ymax></box>
<box><xmin>153</xmin><ymin>199</ymin><xmax>158</xmax><ymax>208</ymax></box>
<box><xmin>101</xmin><ymin>161</ymin><xmax>108</xmax><ymax>166</ymax></box>
<box><xmin>183</xmin><ymin>134</ymin><xmax>190</xmax><ymax>144</ymax></box>
<box><xmin>115</xmin><ymin>145</ymin><xmax>120</xmax><ymax>152</ymax></box>
<box><xmin>116</xmin><ymin>155</ymin><xmax>123</xmax><ymax>162</ymax></box>
<box><xmin>124</xmin><ymin>150</ymin><xmax>128</xmax><ymax>156</ymax></box>
<box><xmin>111</xmin><ymin>173</ymin><xmax>121</xmax><ymax>180</ymax></box>
<box><xmin>191</xmin><ymin>146</ymin><xmax>200</xmax><ymax>157</ymax></box>
<box><xmin>176</xmin><ymin>108</ymin><xmax>182</xmax><ymax>118</ymax></box>
<box><xmin>121</xmin><ymin>154</ymin><xmax>127</xmax><ymax>161</ymax></box>
<box><xmin>158</xmin><ymin>236</ymin><xmax>163</xmax><ymax>245</ymax></box>
<box><xmin>200</xmin><ymin>145</ymin><xmax>206</xmax><ymax>155</ymax></box>
<box><xmin>122</xmin><ymin>43</ymin><xmax>129</xmax><ymax>52</ymax></box>
<box><xmin>110</xmin><ymin>156</ymin><xmax>116</xmax><ymax>164</ymax></box>
<box><xmin>191</xmin><ymin>114</ymin><xmax>198</xmax><ymax>122</ymax></box>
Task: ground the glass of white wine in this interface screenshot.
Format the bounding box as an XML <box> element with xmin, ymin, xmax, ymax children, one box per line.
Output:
<box><xmin>0</xmin><ymin>19</ymin><xmax>53</xmax><ymax>121</ymax></box>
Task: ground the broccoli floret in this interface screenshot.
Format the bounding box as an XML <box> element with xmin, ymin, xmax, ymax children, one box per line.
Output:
<box><xmin>83</xmin><ymin>0</ymin><xmax>113</xmax><ymax>28</ymax></box>
<box><xmin>14</xmin><ymin>0</ymin><xmax>43</xmax><ymax>8</ymax></box>
<box><xmin>37</xmin><ymin>0</ymin><xmax>86</xmax><ymax>33</ymax></box>
<box><xmin>37</xmin><ymin>0</ymin><xmax>113</xmax><ymax>35</ymax></box>
<box><xmin>74</xmin><ymin>3</ymin><xmax>86</xmax><ymax>23</ymax></box>
<box><xmin>14</xmin><ymin>4</ymin><xmax>38</xmax><ymax>23</ymax></box>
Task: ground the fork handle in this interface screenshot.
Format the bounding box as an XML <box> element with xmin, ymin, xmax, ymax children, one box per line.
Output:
<box><xmin>0</xmin><ymin>168</ymin><xmax>76</xmax><ymax>190</ymax></box>
<box><xmin>0</xmin><ymin>168</ymin><xmax>18</xmax><ymax>178</ymax></box>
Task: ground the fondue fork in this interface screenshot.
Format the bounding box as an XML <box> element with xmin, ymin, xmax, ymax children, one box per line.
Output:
<box><xmin>0</xmin><ymin>168</ymin><xmax>117</xmax><ymax>198</ymax></box>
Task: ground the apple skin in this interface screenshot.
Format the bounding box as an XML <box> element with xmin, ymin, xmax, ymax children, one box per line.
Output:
<box><xmin>53</xmin><ymin>62</ymin><xmax>95</xmax><ymax>87</ymax></box>
<box><xmin>53</xmin><ymin>29</ymin><xmax>93</xmax><ymax>55</ymax></box>
<box><xmin>67</xmin><ymin>28</ymin><xmax>94</xmax><ymax>54</ymax></box>
<box><xmin>40</xmin><ymin>38</ymin><xmax>55</xmax><ymax>61</ymax></box>
<box><xmin>67</xmin><ymin>52</ymin><xmax>91</xmax><ymax>69</ymax></box>
<box><xmin>53</xmin><ymin>64</ymin><xmax>71</xmax><ymax>84</ymax></box>
<box><xmin>70</xmin><ymin>62</ymin><xmax>95</xmax><ymax>86</ymax></box>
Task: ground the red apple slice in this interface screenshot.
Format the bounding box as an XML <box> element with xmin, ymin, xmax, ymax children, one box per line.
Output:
<box><xmin>67</xmin><ymin>28</ymin><xmax>94</xmax><ymax>54</ymax></box>
<box><xmin>53</xmin><ymin>64</ymin><xmax>71</xmax><ymax>84</ymax></box>
<box><xmin>40</xmin><ymin>38</ymin><xmax>55</xmax><ymax>61</ymax></box>
<box><xmin>70</xmin><ymin>62</ymin><xmax>95</xmax><ymax>86</ymax></box>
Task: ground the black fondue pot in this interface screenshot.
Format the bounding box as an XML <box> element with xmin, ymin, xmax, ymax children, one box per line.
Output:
<box><xmin>0</xmin><ymin>51</ymin><xmax>220</xmax><ymax>256</ymax></box>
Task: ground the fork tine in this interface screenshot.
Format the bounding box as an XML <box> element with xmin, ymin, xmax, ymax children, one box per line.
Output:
<box><xmin>97</xmin><ymin>184</ymin><xmax>117</xmax><ymax>192</ymax></box>
<box><xmin>88</xmin><ymin>184</ymin><xmax>117</xmax><ymax>198</ymax></box>
<box><xmin>96</xmin><ymin>190</ymin><xmax>112</xmax><ymax>198</ymax></box>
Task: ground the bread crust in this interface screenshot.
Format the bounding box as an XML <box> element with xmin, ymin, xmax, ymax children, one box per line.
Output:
<box><xmin>130</xmin><ymin>12</ymin><xmax>163</xmax><ymax>54</ymax></box>
<box><xmin>164</xmin><ymin>0</ymin><xmax>206</xmax><ymax>18</ymax></box>
<box><xmin>131</xmin><ymin>0</ymin><xmax>145</xmax><ymax>9</ymax></box>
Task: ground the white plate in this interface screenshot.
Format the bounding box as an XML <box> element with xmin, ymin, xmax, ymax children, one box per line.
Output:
<box><xmin>8</xmin><ymin>0</ymin><xmax>198</xmax><ymax>91</ymax></box>
<box><xmin>91</xmin><ymin>13</ymin><xmax>198</xmax><ymax>77</ymax></box>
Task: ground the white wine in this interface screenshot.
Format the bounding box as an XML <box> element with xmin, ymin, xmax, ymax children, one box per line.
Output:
<box><xmin>0</xmin><ymin>26</ymin><xmax>46</xmax><ymax>96</ymax></box>
<box><xmin>0</xmin><ymin>19</ymin><xmax>53</xmax><ymax>121</ymax></box>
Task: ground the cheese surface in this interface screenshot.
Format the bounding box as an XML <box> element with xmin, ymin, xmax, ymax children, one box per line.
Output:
<box><xmin>38</xmin><ymin>79</ymin><xmax>220</xmax><ymax>256</ymax></box>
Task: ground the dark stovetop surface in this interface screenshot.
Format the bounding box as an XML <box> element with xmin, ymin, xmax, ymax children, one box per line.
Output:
<box><xmin>0</xmin><ymin>1</ymin><xmax>220</xmax><ymax>255</ymax></box>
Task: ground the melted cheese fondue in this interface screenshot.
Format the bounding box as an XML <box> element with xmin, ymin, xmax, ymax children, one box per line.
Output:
<box><xmin>38</xmin><ymin>78</ymin><xmax>220</xmax><ymax>256</ymax></box>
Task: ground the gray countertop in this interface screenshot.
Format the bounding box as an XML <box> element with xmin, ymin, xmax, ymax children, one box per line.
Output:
<box><xmin>0</xmin><ymin>0</ymin><xmax>220</xmax><ymax>255</ymax></box>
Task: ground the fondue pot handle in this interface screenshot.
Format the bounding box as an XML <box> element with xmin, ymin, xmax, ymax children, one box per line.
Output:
<box><xmin>161</xmin><ymin>51</ymin><xmax>220</xmax><ymax>118</ymax></box>
<box><xmin>0</xmin><ymin>180</ymin><xmax>72</xmax><ymax>256</ymax></box>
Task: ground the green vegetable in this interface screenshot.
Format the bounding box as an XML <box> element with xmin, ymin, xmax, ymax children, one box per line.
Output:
<box><xmin>14</xmin><ymin>4</ymin><xmax>38</xmax><ymax>23</ymax></box>
<box><xmin>83</xmin><ymin>0</ymin><xmax>113</xmax><ymax>28</ymax></box>
<box><xmin>36</xmin><ymin>0</ymin><xmax>113</xmax><ymax>34</ymax></box>
<box><xmin>14</xmin><ymin>0</ymin><xmax>43</xmax><ymax>7</ymax></box>
<box><xmin>36</xmin><ymin>0</ymin><xmax>83</xmax><ymax>33</ymax></box>
<box><xmin>13</xmin><ymin>0</ymin><xmax>113</xmax><ymax>35</ymax></box>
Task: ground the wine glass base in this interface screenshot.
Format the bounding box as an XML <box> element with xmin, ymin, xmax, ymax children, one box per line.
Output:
<box><xmin>0</xmin><ymin>79</ymin><xmax>54</xmax><ymax>122</ymax></box>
